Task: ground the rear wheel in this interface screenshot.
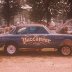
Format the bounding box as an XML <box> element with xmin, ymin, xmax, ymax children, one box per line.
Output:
<box><xmin>60</xmin><ymin>46</ymin><xmax>71</xmax><ymax>56</ymax></box>
<box><xmin>4</xmin><ymin>44</ymin><xmax>18</xmax><ymax>55</ymax></box>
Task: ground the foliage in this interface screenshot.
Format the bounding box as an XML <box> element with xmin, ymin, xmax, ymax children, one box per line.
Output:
<box><xmin>26</xmin><ymin>0</ymin><xmax>51</xmax><ymax>23</ymax></box>
<box><xmin>1</xmin><ymin>0</ymin><xmax>72</xmax><ymax>26</ymax></box>
<box><xmin>2</xmin><ymin>0</ymin><xmax>21</xmax><ymax>26</ymax></box>
<box><xmin>67</xmin><ymin>0</ymin><xmax>72</xmax><ymax>19</ymax></box>
<box><xmin>49</xmin><ymin>0</ymin><xmax>70</xmax><ymax>21</ymax></box>
<box><xmin>27</xmin><ymin>0</ymin><xmax>72</xmax><ymax>23</ymax></box>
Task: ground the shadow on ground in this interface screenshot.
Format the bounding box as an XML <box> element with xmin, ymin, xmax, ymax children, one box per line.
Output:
<box><xmin>0</xmin><ymin>51</ymin><xmax>71</xmax><ymax>57</ymax></box>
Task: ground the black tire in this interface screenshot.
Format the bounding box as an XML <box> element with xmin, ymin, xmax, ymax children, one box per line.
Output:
<box><xmin>59</xmin><ymin>46</ymin><xmax>71</xmax><ymax>56</ymax></box>
<box><xmin>4</xmin><ymin>44</ymin><xmax>18</xmax><ymax>55</ymax></box>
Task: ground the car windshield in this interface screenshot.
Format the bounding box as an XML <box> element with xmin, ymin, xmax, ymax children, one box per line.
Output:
<box><xmin>8</xmin><ymin>27</ymin><xmax>16</xmax><ymax>34</ymax></box>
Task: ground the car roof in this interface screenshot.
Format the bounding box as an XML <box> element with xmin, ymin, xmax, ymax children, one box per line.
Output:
<box><xmin>17</xmin><ymin>24</ymin><xmax>45</xmax><ymax>27</ymax></box>
<box><xmin>10</xmin><ymin>24</ymin><xmax>52</xmax><ymax>34</ymax></box>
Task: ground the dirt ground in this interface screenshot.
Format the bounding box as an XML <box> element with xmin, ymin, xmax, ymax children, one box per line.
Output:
<box><xmin>0</xmin><ymin>50</ymin><xmax>72</xmax><ymax>72</ymax></box>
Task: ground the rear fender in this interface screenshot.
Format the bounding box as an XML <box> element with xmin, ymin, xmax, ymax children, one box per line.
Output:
<box><xmin>60</xmin><ymin>39</ymin><xmax>72</xmax><ymax>47</ymax></box>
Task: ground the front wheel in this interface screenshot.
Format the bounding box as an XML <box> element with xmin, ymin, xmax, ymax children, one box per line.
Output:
<box><xmin>4</xmin><ymin>44</ymin><xmax>18</xmax><ymax>55</ymax></box>
<box><xmin>60</xmin><ymin>46</ymin><xmax>71</xmax><ymax>56</ymax></box>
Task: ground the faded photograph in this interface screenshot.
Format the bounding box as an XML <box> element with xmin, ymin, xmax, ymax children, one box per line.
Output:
<box><xmin>0</xmin><ymin>0</ymin><xmax>72</xmax><ymax>72</ymax></box>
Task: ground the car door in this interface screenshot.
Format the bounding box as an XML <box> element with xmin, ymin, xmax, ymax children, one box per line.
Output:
<box><xmin>33</xmin><ymin>27</ymin><xmax>63</xmax><ymax>48</ymax></box>
<box><xmin>17</xmin><ymin>26</ymin><xmax>55</xmax><ymax>48</ymax></box>
<box><xmin>16</xmin><ymin>26</ymin><xmax>36</xmax><ymax>48</ymax></box>
<box><xmin>31</xmin><ymin>26</ymin><xmax>51</xmax><ymax>48</ymax></box>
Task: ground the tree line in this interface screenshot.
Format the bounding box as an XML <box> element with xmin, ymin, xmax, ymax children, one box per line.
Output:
<box><xmin>1</xmin><ymin>0</ymin><xmax>72</xmax><ymax>26</ymax></box>
<box><xmin>27</xmin><ymin>0</ymin><xmax>72</xmax><ymax>23</ymax></box>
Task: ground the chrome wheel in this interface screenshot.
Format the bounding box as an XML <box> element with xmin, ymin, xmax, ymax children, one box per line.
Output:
<box><xmin>61</xmin><ymin>46</ymin><xmax>71</xmax><ymax>56</ymax></box>
<box><xmin>6</xmin><ymin>45</ymin><xmax>17</xmax><ymax>55</ymax></box>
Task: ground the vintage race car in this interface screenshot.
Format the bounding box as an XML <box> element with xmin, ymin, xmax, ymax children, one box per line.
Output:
<box><xmin>0</xmin><ymin>24</ymin><xmax>72</xmax><ymax>56</ymax></box>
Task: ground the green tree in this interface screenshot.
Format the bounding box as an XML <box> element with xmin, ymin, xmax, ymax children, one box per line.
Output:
<box><xmin>49</xmin><ymin>0</ymin><xmax>70</xmax><ymax>22</ymax></box>
<box><xmin>67</xmin><ymin>0</ymin><xmax>72</xmax><ymax>19</ymax></box>
<box><xmin>27</xmin><ymin>0</ymin><xmax>51</xmax><ymax>23</ymax></box>
<box><xmin>2</xmin><ymin>0</ymin><xmax>21</xmax><ymax>26</ymax></box>
<box><xmin>27</xmin><ymin>0</ymin><xmax>72</xmax><ymax>24</ymax></box>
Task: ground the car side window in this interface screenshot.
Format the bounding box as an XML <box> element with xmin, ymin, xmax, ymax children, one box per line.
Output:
<box><xmin>17</xmin><ymin>27</ymin><xmax>27</xmax><ymax>34</ymax></box>
<box><xmin>17</xmin><ymin>27</ymin><xmax>36</xmax><ymax>34</ymax></box>
<box><xmin>17</xmin><ymin>26</ymin><xmax>48</xmax><ymax>34</ymax></box>
<box><xmin>35</xmin><ymin>27</ymin><xmax>48</xmax><ymax>34</ymax></box>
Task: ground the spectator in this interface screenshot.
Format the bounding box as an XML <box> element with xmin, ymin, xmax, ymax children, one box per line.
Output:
<box><xmin>59</xmin><ymin>27</ymin><xmax>68</xmax><ymax>34</ymax></box>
